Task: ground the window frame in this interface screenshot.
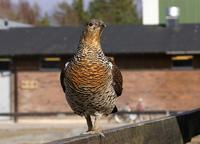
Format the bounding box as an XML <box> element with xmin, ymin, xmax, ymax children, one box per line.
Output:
<box><xmin>0</xmin><ymin>58</ymin><xmax>12</xmax><ymax>71</ymax></box>
<box><xmin>39</xmin><ymin>57</ymin><xmax>61</xmax><ymax>71</ymax></box>
<box><xmin>171</xmin><ymin>55</ymin><xmax>193</xmax><ymax>70</ymax></box>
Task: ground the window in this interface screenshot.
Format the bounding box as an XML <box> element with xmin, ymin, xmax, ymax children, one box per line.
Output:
<box><xmin>40</xmin><ymin>57</ymin><xmax>61</xmax><ymax>70</ymax></box>
<box><xmin>172</xmin><ymin>55</ymin><xmax>193</xmax><ymax>69</ymax></box>
<box><xmin>0</xmin><ymin>58</ymin><xmax>11</xmax><ymax>71</ymax></box>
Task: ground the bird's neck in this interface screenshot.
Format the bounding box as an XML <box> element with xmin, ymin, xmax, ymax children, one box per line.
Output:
<box><xmin>81</xmin><ymin>31</ymin><xmax>101</xmax><ymax>50</ymax></box>
<box><xmin>75</xmin><ymin>31</ymin><xmax>104</xmax><ymax>60</ymax></box>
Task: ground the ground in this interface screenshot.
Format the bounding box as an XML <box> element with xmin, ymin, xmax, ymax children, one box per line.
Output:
<box><xmin>0</xmin><ymin>116</ymin><xmax>127</xmax><ymax>144</ymax></box>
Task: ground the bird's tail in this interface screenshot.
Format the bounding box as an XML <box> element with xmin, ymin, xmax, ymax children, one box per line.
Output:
<box><xmin>111</xmin><ymin>106</ymin><xmax>118</xmax><ymax>113</ymax></box>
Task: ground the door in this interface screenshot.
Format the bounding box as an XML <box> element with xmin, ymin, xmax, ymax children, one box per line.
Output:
<box><xmin>0</xmin><ymin>71</ymin><xmax>11</xmax><ymax>120</ymax></box>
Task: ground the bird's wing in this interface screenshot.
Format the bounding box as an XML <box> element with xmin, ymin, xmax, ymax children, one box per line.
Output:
<box><xmin>60</xmin><ymin>62</ymin><xmax>69</xmax><ymax>93</ymax></box>
<box><xmin>107</xmin><ymin>57</ymin><xmax>123</xmax><ymax>97</ymax></box>
<box><xmin>60</xmin><ymin>68</ymin><xmax>65</xmax><ymax>93</ymax></box>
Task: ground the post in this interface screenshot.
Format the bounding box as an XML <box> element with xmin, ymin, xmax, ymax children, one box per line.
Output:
<box><xmin>14</xmin><ymin>69</ymin><xmax>18</xmax><ymax>122</ymax></box>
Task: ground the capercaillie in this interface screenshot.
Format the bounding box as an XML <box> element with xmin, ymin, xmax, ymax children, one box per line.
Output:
<box><xmin>60</xmin><ymin>19</ymin><xmax>123</xmax><ymax>135</ymax></box>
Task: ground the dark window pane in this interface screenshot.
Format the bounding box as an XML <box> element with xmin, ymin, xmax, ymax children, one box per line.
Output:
<box><xmin>172</xmin><ymin>55</ymin><xmax>193</xmax><ymax>69</ymax></box>
<box><xmin>40</xmin><ymin>57</ymin><xmax>61</xmax><ymax>70</ymax></box>
<box><xmin>0</xmin><ymin>58</ymin><xmax>11</xmax><ymax>71</ymax></box>
<box><xmin>173</xmin><ymin>59</ymin><xmax>192</xmax><ymax>67</ymax></box>
<box><xmin>0</xmin><ymin>61</ymin><xmax>10</xmax><ymax>70</ymax></box>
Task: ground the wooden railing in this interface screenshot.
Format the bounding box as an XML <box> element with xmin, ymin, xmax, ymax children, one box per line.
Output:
<box><xmin>45</xmin><ymin>108</ymin><xmax>200</xmax><ymax>144</ymax></box>
<box><xmin>0</xmin><ymin>110</ymin><xmax>178</xmax><ymax>122</ymax></box>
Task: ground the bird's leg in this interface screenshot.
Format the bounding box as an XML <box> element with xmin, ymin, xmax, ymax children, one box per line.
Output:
<box><xmin>85</xmin><ymin>114</ymin><xmax>93</xmax><ymax>131</ymax></box>
<box><xmin>92</xmin><ymin>114</ymin><xmax>104</xmax><ymax>137</ymax></box>
<box><xmin>81</xmin><ymin>115</ymin><xmax>93</xmax><ymax>135</ymax></box>
<box><xmin>82</xmin><ymin>114</ymin><xmax>104</xmax><ymax>137</ymax></box>
<box><xmin>93</xmin><ymin>115</ymin><xmax>101</xmax><ymax>131</ymax></box>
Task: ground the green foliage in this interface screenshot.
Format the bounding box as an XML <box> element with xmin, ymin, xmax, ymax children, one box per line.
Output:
<box><xmin>53</xmin><ymin>0</ymin><xmax>90</xmax><ymax>26</ymax></box>
<box><xmin>53</xmin><ymin>1</ymin><xmax>79</xmax><ymax>26</ymax></box>
<box><xmin>89</xmin><ymin>0</ymin><xmax>141</xmax><ymax>24</ymax></box>
<box><xmin>54</xmin><ymin>0</ymin><xmax>141</xmax><ymax>26</ymax></box>
<box><xmin>73</xmin><ymin>0</ymin><xmax>89</xmax><ymax>24</ymax></box>
<box><xmin>0</xmin><ymin>0</ymin><xmax>141</xmax><ymax>26</ymax></box>
<box><xmin>38</xmin><ymin>13</ymin><xmax>50</xmax><ymax>26</ymax></box>
<box><xmin>89</xmin><ymin>0</ymin><xmax>112</xmax><ymax>23</ymax></box>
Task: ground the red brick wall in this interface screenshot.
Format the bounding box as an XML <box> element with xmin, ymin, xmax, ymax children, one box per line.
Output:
<box><xmin>17</xmin><ymin>70</ymin><xmax>200</xmax><ymax>112</ymax></box>
<box><xmin>17</xmin><ymin>71</ymin><xmax>70</xmax><ymax>112</ymax></box>
<box><xmin>119</xmin><ymin>70</ymin><xmax>200</xmax><ymax>111</ymax></box>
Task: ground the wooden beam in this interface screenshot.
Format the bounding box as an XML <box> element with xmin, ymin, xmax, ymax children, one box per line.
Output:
<box><xmin>46</xmin><ymin>108</ymin><xmax>200</xmax><ymax>144</ymax></box>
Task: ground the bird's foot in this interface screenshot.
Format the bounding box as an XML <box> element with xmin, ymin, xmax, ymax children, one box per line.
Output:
<box><xmin>81</xmin><ymin>129</ymin><xmax>105</xmax><ymax>137</ymax></box>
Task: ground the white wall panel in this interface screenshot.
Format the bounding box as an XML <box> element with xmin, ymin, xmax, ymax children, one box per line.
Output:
<box><xmin>0</xmin><ymin>72</ymin><xmax>11</xmax><ymax>120</ymax></box>
<box><xmin>142</xmin><ymin>0</ymin><xmax>159</xmax><ymax>25</ymax></box>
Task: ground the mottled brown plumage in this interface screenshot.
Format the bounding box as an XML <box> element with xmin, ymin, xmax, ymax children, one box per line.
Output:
<box><xmin>60</xmin><ymin>19</ymin><xmax>123</xmax><ymax>135</ymax></box>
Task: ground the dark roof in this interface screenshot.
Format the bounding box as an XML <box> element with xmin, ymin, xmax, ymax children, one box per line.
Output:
<box><xmin>1</xmin><ymin>24</ymin><xmax>200</xmax><ymax>56</ymax></box>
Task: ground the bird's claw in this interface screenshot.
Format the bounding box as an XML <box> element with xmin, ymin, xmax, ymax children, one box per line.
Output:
<box><xmin>81</xmin><ymin>130</ymin><xmax>105</xmax><ymax>137</ymax></box>
<box><xmin>96</xmin><ymin>131</ymin><xmax>105</xmax><ymax>137</ymax></box>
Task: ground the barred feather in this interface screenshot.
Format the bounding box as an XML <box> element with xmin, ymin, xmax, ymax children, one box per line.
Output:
<box><xmin>60</xmin><ymin>19</ymin><xmax>123</xmax><ymax>117</ymax></box>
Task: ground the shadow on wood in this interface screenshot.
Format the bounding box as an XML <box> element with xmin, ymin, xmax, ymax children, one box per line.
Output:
<box><xmin>46</xmin><ymin>108</ymin><xmax>200</xmax><ymax>144</ymax></box>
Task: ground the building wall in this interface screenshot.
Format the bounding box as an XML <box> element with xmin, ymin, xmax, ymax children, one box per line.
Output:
<box><xmin>0</xmin><ymin>19</ymin><xmax>32</xmax><ymax>29</ymax></box>
<box><xmin>159</xmin><ymin>0</ymin><xmax>200</xmax><ymax>24</ymax></box>
<box><xmin>115</xmin><ymin>54</ymin><xmax>171</xmax><ymax>69</ymax></box>
<box><xmin>193</xmin><ymin>55</ymin><xmax>200</xmax><ymax>68</ymax></box>
<box><xmin>14</xmin><ymin>57</ymin><xmax>40</xmax><ymax>70</ymax></box>
<box><xmin>119</xmin><ymin>70</ymin><xmax>200</xmax><ymax>111</ymax></box>
<box><xmin>17</xmin><ymin>71</ymin><xmax>69</xmax><ymax>112</ymax></box>
<box><xmin>17</xmin><ymin>70</ymin><xmax>200</xmax><ymax>112</ymax></box>
<box><xmin>142</xmin><ymin>0</ymin><xmax>200</xmax><ymax>25</ymax></box>
<box><xmin>142</xmin><ymin>0</ymin><xmax>159</xmax><ymax>25</ymax></box>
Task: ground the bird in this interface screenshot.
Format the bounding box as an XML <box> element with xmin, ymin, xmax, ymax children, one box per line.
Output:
<box><xmin>60</xmin><ymin>19</ymin><xmax>123</xmax><ymax>136</ymax></box>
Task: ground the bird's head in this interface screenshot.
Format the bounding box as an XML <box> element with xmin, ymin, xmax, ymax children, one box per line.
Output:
<box><xmin>81</xmin><ymin>19</ymin><xmax>106</xmax><ymax>46</ymax></box>
<box><xmin>85</xmin><ymin>19</ymin><xmax>106</xmax><ymax>34</ymax></box>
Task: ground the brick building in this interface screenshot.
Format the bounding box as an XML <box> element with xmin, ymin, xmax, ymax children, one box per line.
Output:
<box><xmin>0</xmin><ymin>25</ymin><xmax>200</xmax><ymax>118</ymax></box>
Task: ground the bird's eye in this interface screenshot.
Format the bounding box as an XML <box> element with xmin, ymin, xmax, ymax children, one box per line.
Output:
<box><xmin>88</xmin><ymin>22</ymin><xmax>93</xmax><ymax>27</ymax></box>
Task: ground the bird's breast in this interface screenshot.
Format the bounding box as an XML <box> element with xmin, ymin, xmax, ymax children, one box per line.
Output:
<box><xmin>66</xmin><ymin>59</ymin><xmax>111</xmax><ymax>93</ymax></box>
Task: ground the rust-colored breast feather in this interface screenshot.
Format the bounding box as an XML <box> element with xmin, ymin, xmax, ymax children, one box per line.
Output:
<box><xmin>66</xmin><ymin>59</ymin><xmax>110</xmax><ymax>93</ymax></box>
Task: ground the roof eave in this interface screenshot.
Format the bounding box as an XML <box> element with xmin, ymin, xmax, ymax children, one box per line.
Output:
<box><xmin>166</xmin><ymin>51</ymin><xmax>200</xmax><ymax>55</ymax></box>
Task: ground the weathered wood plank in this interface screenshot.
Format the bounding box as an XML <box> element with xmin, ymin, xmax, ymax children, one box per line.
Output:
<box><xmin>46</xmin><ymin>108</ymin><xmax>200</xmax><ymax>144</ymax></box>
<box><xmin>176</xmin><ymin>109</ymin><xmax>200</xmax><ymax>143</ymax></box>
